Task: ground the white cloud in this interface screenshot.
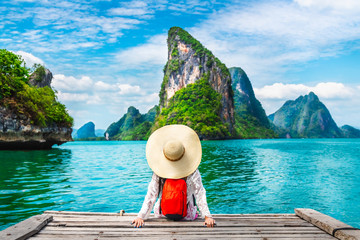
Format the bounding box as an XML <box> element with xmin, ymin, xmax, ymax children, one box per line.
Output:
<box><xmin>295</xmin><ymin>0</ymin><xmax>360</xmax><ymax>11</ymax></box>
<box><xmin>94</xmin><ymin>81</ymin><xmax>115</xmax><ymax>91</ymax></box>
<box><xmin>52</xmin><ymin>74</ymin><xmax>93</xmax><ymax>92</ymax></box>
<box><xmin>57</xmin><ymin>92</ymin><xmax>91</xmax><ymax>102</ymax></box>
<box><xmin>13</xmin><ymin>50</ymin><xmax>44</xmax><ymax>67</ymax></box>
<box><xmin>108</xmin><ymin>7</ymin><xmax>153</xmax><ymax>16</ymax></box>
<box><xmin>115</xmin><ymin>34</ymin><xmax>167</xmax><ymax>69</ymax></box>
<box><xmin>254</xmin><ymin>82</ymin><xmax>354</xmax><ymax>100</ymax></box>
<box><xmin>117</xmin><ymin>84</ymin><xmax>141</xmax><ymax>95</ymax></box>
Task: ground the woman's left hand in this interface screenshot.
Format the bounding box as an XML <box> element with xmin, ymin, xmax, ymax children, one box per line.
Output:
<box><xmin>204</xmin><ymin>216</ymin><xmax>215</xmax><ymax>227</ymax></box>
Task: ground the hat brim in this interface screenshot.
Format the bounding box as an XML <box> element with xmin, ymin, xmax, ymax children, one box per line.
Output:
<box><xmin>146</xmin><ymin>124</ymin><xmax>202</xmax><ymax>179</ymax></box>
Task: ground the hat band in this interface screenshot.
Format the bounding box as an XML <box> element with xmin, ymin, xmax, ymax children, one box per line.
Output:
<box><xmin>163</xmin><ymin>148</ymin><xmax>185</xmax><ymax>161</ymax></box>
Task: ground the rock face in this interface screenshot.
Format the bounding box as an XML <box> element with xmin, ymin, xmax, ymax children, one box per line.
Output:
<box><xmin>0</xmin><ymin>106</ymin><xmax>72</xmax><ymax>150</ymax></box>
<box><xmin>105</xmin><ymin>106</ymin><xmax>157</xmax><ymax>140</ymax></box>
<box><xmin>229</xmin><ymin>67</ymin><xmax>276</xmax><ymax>138</ymax></box>
<box><xmin>29</xmin><ymin>67</ymin><xmax>53</xmax><ymax>88</ymax></box>
<box><xmin>74</xmin><ymin>122</ymin><xmax>96</xmax><ymax>139</ymax></box>
<box><xmin>269</xmin><ymin>92</ymin><xmax>343</xmax><ymax>138</ymax></box>
<box><xmin>0</xmin><ymin>68</ymin><xmax>72</xmax><ymax>150</ymax></box>
<box><xmin>341</xmin><ymin>125</ymin><xmax>360</xmax><ymax>138</ymax></box>
<box><xmin>155</xmin><ymin>27</ymin><xmax>235</xmax><ymax>139</ymax></box>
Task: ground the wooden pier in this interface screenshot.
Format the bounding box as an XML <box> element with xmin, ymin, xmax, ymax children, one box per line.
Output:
<box><xmin>1</xmin><ymin>208</ymin><xmax>359</xmax><ymax>239</ymax></box>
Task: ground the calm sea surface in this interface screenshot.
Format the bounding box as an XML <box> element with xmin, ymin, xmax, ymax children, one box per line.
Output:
<box><xmin>1</xmin><ymin>139</ymin><xmax>360</xmax><ymax>230</ymax></box>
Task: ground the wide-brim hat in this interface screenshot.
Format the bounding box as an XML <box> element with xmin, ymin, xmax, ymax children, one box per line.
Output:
<box><xmin>146</xmin><ymin>124</ymin><xmax>202</xmax><ymax>179</ymax></box>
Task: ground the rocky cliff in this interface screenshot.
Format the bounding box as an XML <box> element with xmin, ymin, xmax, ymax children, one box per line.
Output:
<box><xmin>229</xmin><ymin>67</ymin><xmax>276</xmax><ymax>138</ymax></box>
<box><xmin>0</xmin><ymin>106</ymin><xmax>72</xmax><ymax>149</ymax></box>
<box><xmin>28</xmin><ymin>66</ymin><xmax>53</xmax><ymax>88</ymax></box>
<box><xmin>0</xmin><ymin>51</ymin><xmax>73</xmax><ymax>149</ymax></box>
<box><xmin>268</xmin><ymin>92</ymin><xmax>343</xmax><ymax>138</ymax></box>
<box><xmin>155</xmin><ymin>27</ymin><xmax>235</xmax><ymax>139</ymax></box>
<box><xmin>105</xmin><ymin>106</ymin><xmax>157</xmax><ymax>140</ymax></box>
<box><xmin>74</xmin><ymin>121</ymin><xmax>96</xmax><ymax>139</ymax></box>
<box><xmin>341</xmin><ymin>125</ymin><xmax>360</xmax><ymax>138</ymax></box>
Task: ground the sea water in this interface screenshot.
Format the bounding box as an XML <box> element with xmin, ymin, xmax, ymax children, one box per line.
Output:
<box><xmin>0</xmin><ymin>139</ymin><xmax>359</xmax><ymax>230</ymax></box>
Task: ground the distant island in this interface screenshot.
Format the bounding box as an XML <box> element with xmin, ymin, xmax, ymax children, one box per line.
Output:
<box><xmin>0</xmin><ymin>49</ymin><xmax>73</xmax><ymax>149</ymax></box>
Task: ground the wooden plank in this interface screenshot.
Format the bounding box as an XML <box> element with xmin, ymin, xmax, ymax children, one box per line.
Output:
<box><xmin>0</xmin><ymin>214</ymin><xmax>52</xmax><ymax>240</ymax></box>
<box><xmin>295</xmin><ymin>208</ymin><xmax>360</xmax><ymax>240</ymax></box>
<box><xmin>42</xmin><ymin>226</ymin><xmax>323</xmax><ymax>232</ymax></box>
<box><xmin>44</xmin><ymin>211</ymin><xmax>123</xmax><ymax>216</ymax></box>
<box><xmin>44</xmin><ymin>211</ymin><xmax>296</xmax><ymax>218</ymax></box>
<box><xmin>51</xmin><ymin>216</ymin><xmax>299</xmax><ymax>222</ymax></box>
<box><xmin>46</xmin><ymin>221</ymin><xmax>313</xmax><ymax>228</ymax></box>
<box><xmin>29</xmin><ymin>233</ymin><xmax>336</xmax><ymax>239</ymax></box>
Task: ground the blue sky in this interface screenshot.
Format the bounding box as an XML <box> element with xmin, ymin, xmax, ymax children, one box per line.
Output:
<box><xmin>1</xmin><ymin>0</ymin><xmax>360</xmax><ymax>129</ymax></box>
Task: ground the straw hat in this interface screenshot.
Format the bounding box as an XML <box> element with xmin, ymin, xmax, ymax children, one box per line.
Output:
<box><xmin>146</xmin><ymin>124</ymin><xmax>202</xmax><ymax>179</ymax></box>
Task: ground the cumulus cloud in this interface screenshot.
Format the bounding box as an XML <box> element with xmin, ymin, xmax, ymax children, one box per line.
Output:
<box><xmin>115</xmin><ymin>34</ymin><xmax>167</xmax><ymax>69</ymax></box>
<box><xmin>13</xmin><ymin>50</ymin><xmax>44</xmax><ymax>67</ymax></box>
<box><xmin>254</xmin><ymin>82</ymin><xmax>354</xmax><ymax>100</ymax></box>
<box><xmin>118</xmin><ymin>84</ymin><xmax>141</xmax><ymax>95</ymax></box>
<box><xmin>295</xmin><ymin>0</ymin><xmax>360</xmax><ymax>10</ymax></box>
<box><xmin>52</xmin><ymin>74</ymin><xmax>94</xmax><ymax>92</ymax></box>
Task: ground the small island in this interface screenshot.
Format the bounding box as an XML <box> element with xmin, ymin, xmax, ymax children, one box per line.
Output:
<box><xmin>0</xmin><ymin>49</ymin><xmax>73</xmax><ymax>150</ymax></box>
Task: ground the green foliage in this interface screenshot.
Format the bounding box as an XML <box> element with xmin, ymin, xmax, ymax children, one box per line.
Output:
<box><xmin>168</xmin><ymin>59</ymin><xmax>180</xmax><ymax>72</ymax></box>
<box><xmin>0</xmin><ymin>49</ymin><xmax>73</xmax><ymax>128</ymax></box>
<box><xmin>234</xmin><ymin>113</ymin><xmax>277</xmax><ymax>139</ymax></box>
<box><xmin>32</xmin><ymin>64</ymin><xmax>46</xmax><ymax>82</ymax></box>
<box><xmin>106</xmin><ymin>106</ymin><xmax>157</xmax><ymax>140</ymax></box>
<box><xmin>14</xmin><ymin>84</ymin><xmax>73</xmax><ymax>127</ymax></box>
<box><xmin>168</xmin><ymin>27</ymin><xmax>230</xmax><ymax>77</ymax></box>
<box><xmin>171</xmin><ymin>42</ymin><xmax>179</xmax><ymax>57</ymax></box>
<box><xmin>0</xmin><ymin>49</ymin><xmax>28</xmax><ymax>98</ymax></box>
<box><xmin>155</xmin><ymin>76</ymin><xmax>230</xmax><ymax>138</ymax></box>
<box><xmin>114</xmin><ymin>121</ymin><xmax>153</xmax><ymax>140</ymax></box>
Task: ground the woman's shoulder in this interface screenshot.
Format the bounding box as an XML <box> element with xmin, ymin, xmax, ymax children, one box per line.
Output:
<box><xmin>188</xmin><ymin>168</ymin><xmax>201</xmax><ymax>179</ymax></box>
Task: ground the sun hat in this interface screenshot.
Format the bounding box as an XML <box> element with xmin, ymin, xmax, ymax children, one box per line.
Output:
<box><xmin>146</xmin><ymin>124</ymin><xmax>202</xmax><ymax>179</ymax></box>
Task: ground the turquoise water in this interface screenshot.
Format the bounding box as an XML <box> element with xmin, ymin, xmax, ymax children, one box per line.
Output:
<box><xmin>1</xmin><ymin>139</ymin><xmax>359</xmax><ymax>230</ymax></box>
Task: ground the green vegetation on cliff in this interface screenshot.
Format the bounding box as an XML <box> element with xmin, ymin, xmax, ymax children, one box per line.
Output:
<box><xmin>269</xmin><ymin>92</ymin><xmax>342</xmax><ymax>138</ymax></box>
<box><xmin>0</xmin><ymin>49</ymin><xmax>73</xmax><ymax>127</ymax></box>
<box><xmin>106</xmin><ymin>106</ymin><xmax>157</xmax><ymax>140</ymax></box>
<box><xmin>156</xmin><ymin>27</ymin><xmax>234</xmax><ymax>139</ymax></box>
<box><xmin>154</xmin><ymin>75</ymin><xmax>230</xmax><ymax>139</ymax></box>
<box><xmin>229</xmin><ymin>67</ymin><xmax>277</xmax><ymax>138</ymax></box>
<box><xmin>168</xmin><ymin>27</ymin><xmax>229</xmax><ymax>78</ymax></box>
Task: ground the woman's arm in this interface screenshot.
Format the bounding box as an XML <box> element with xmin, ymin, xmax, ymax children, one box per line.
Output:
<box><xmin>191</xmin><ymin>169</ymin><xmax>215</xmax><ymax>227</ymax></box>
<box><xmin>133</xmin><ymin>173</ymin><xmax>160</xmax><ymax>227</ymax></box>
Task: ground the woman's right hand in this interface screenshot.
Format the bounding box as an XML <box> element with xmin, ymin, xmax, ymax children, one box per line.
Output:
<box><xmin>132</xmin><ymin>217</ymin><xmax>144</xmax><ymax>228</ymax></box>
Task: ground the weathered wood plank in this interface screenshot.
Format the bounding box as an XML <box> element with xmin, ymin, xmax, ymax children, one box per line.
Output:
<box><xmin>295</xmin><ymin>208</ymin><xmax>360</xmax><ymax>240</ymax></box>
<box><xmin>42</xmin><ymin>226</ymin><xmax>323</xmax><ymax>232</ymax></box>
<box><xmin>29</xmin><ymin>233</ymin><xmax>336</xmax><ymax>239</ymax></box>
<box><xmin>0</xmin><ymin>214</ymin><xmax>52</xmax><ymax>240</ymax></box>
<box><xmin>44</xmin><ymin>211</ymin><xmax>296</xmax><ymax>218</ymax></box>
<box><xmin>51</xmin><ymin>216</ymin><xmax>299</xmax><ymax>223</ymax></box>
<box><xmin>46</xmin><ymin>219</ymin><xmax>313</xmax><ymax>228</ymax></box>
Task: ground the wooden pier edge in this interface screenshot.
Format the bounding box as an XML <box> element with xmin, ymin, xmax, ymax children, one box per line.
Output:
<box><xmin>0</xmin><ymin>214</ymin><xmax>52</xmax><ymax>240</ymax></box>
<box><xmin>295</xmin><ymin>208</ymin><xmax>360</xmax><ymax>240</ymax></box>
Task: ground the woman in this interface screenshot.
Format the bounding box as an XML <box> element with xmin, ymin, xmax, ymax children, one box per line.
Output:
<box><xmin>132</xmin><ymin>125</ymin><xmax>216</xmax><ymax>228</ymax></box>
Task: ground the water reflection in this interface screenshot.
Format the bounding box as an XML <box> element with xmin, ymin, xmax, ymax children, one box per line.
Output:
<box><xmin>0</xmin><ymin>149</ymin><xmax>72</xmax><ymax>228</ymax></box>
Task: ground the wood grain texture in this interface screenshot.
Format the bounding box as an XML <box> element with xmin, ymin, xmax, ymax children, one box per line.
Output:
<box><xmin>0</xmin><ymin>214</ymin><xmax>52</xmax><ymax>240</ymax></box>
<box><xmin>295</xmin><ymin>208</ymin><xmax>360</xmax><ymax>240</ymax></box>
<box><xmin>2</xmin><ymin>210</ymin><xmax>346</xmax><ymax>239</ymax></box>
